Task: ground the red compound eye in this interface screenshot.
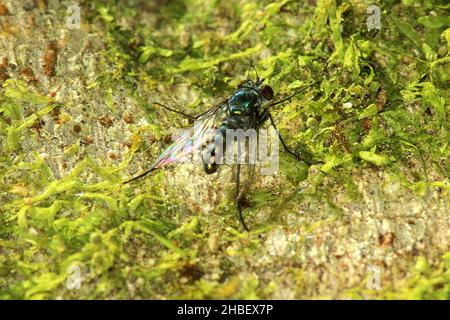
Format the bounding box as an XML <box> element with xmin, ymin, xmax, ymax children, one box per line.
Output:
<box><xmin>261</xmin><ymin>85</ymin><xmax>274</xmax><ymax>100</ymax></box>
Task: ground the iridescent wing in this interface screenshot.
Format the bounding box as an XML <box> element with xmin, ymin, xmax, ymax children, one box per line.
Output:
<box><xmin>124</xmin><ymin>101</ymin><xmax>227</xmax><ymax>184</ymax></box>
<box><xmin>149</xmin><ymin>101</ymin><xmax>226</xmax><ymax>170</ymax></box>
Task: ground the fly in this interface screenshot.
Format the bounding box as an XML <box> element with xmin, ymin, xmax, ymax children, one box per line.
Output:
<box><xmin>124</xmin><ymin>66</ymin><xmax>321</xmax><ymax>231</ymax></box>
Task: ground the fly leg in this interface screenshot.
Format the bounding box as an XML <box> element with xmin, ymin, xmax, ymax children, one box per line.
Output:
<box><xmin>267</xmin><ymin>62</ymin><xmax>329</xmax><ymax>108</ymax></box>
<box><xmin>267</xmin><ymin>112</ymin><xmax>314</xmax><ymax>166</ymax></box>
<box><xmin>123</xmin><ymin>167</ymin><xmax>157</xmax><ymax>184</ymax></box>
<box><xmin>236</xmin><ymin>163</ymin><xmax>250</xmax><ymax>231</ymax></box>
<box><xmin>202</xmin><ymin>125</ymin><xmax>227</xmax><ymax>174</ymax></box>
<box><xmin>267</xmin><ymin>82</ymin><xmax>318</xmax><ymax>108</ymax></box>
<box><xmin>154</xmin><ymin>100</ymin><xmax>227</xmax><ymax>120</ymax></box>
<box><xmin>258</xmin><ymin>108</ymin><xmax>269</xmax><ymax>125</ymax></box>
<box><xmin>154</xmin><ymin>102</ymin><xmax>201</xmax><ymax>120</ymax></box>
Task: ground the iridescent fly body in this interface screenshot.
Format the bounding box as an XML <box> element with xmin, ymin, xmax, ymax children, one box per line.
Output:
<box><xmin>125</xmin><ymin>70</ymin><xmax>317</xmax><ymax>231</ymax></box>
<box><xmin>202</xmin><ymin>79</ymin><xmax>274</xmax><ymax>174</ymax></box>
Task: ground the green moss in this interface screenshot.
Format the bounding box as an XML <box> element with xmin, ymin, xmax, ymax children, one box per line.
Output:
<box><xmin>0</xmin><ymin>0</ymin><xmax>449</xmax><ymax>299</ymax></box>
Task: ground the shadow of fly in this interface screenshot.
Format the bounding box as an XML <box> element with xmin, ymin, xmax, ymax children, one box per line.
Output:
<box><xmin>124</xmin><ymin>67</ymin><xmax>319</xmax><ymax>231</ymax></box>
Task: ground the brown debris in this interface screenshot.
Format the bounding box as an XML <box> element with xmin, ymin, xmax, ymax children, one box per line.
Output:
<box><xmin>31</xmin><ymin>120</ymin><xmax>45</xmax><ymax>137</ymax></box>
<box><xmin>0</xmin><ymin>57</ymin><xmax>9</xmax><ymax>85</ymax></box>
<box><xmin>20</xmin><ymin>66</ymin><xmax>38</xmax><ymax>83</ymax></box>
<box><xmin>60</xmin><ymin>160</ymin><xmax>68</xmax><ymax>170</ymax></box>
<box><xmin>99</xmin><ymin>116</ymin><xmax>113</xmax><ymax>127</ymax></box>
<box><xmin>73</xmin><ymin>124</ymin><xmax>81</xmax><ymax>133</ymax></box>
<box><xmin>0</xmin><ymin>3</ymin><xmax>9</xmax><ymax>16</ymax></box>
<box><xmin>109</xmin><ymin>152</ymin><xmax>118</xmax><ymax>160</ymax></box>
<box><xmin>82</xmin><ymin>136</ymin><xmax>94</xmax><ymax>145</ymax></box>
<box><xmin>123</xmin><ymin>113</ymin><xmax>134</xmax><ymax>124</ymax></box>
<box><xmin>379</xmin><ymin>232</ymin><xmax>395</xmax><ymax>247</ymax></box>
<box><xmin>238</xmin><ymin>195</ymin><xmax>252</xmax><ymax>209</ymax></box>
<box><xmin>49</xmin><ymin>106</ymin><xmax>61</xmax><ymax>120</ymax></box>
<box><xmin>376</xmin><ymin>88</ymin><xmax>387</xmax><ymax>111</ymax></box>
<box><xmin>43</xmin><ymin>41</ymin><xmax>58</xmax><ymax>77</ymax></box>
<box><xmin>33</xmin><ymin>0</ymin><xmax>47</xmax><ymax>9</ymax></box>
<box><xmin>26</xmin><ymin>12</ymin><xmax>35</xmax><ymax>27</ymax></box>
<box><xmin>179</xmin><ymin>263</ymin><xmax>203</xmax><ymax>283</ymax></box>
<box><xmin>362</xmin><ymin>117</ymin><xmax>372</xmax><ymax>132</ymax></box>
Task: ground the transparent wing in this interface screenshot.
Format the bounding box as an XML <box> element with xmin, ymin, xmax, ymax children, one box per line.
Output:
<box><xmin>150</xmin><ymin>102</ymin><xmax>226</xmax><ymax>170</ymax></box>
<box><xmin>233</xmin><ymin>116</ymin><xmax>260</xmax><ymax>230</ymax></box>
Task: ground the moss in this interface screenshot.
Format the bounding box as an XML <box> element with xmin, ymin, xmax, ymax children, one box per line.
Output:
<box><xmin>0</xmin><ymin>0</ymin><xmax>449</xmax><ymax>299</ymax></box>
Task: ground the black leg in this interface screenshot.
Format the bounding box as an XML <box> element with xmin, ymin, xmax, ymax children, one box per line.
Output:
<box><xmin>155</xmin><ymin>100</ymin><xmax>227</xmax><ymax>120</ymax></box>
<box><xmin>267</xmin><ymin>112</ymin><xmax>313</xmax><ymax>166</ymax></box>
<box><xmin>154</xmin><ymin>102</ymin><xmax>198</xmax><ymax>120</ymax></box>
<box><xmin>123</xmin><ymin>167</ymin><xmax>157</xmax><ymax>184</ymax></box>
<box><xmin>258</xmin><ymin>107</ymin><xmax>269</xmax><ymax>125</ymax></box>
<box><xmin>236</xmin><ymin>164</ymin><xmax>250</xmax><ymax>231</ymax></box>
<box><xmin>268</xmin><ymin>82</ymin><xmax>318</xmax><ymax>108</ymax></box>
<box><xmin>268</xmin><ymin>61</ymin><xmax>329</xmax><ymax>108</ymax></box>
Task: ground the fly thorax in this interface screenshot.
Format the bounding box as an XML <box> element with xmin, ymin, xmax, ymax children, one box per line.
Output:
<box><xmin>228</xmin><ymin>87</ymin><xmax>261</xmax><ymax>116</ymax></box>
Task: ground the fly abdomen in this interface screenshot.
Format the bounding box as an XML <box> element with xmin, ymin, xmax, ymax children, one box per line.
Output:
<box><xmin>202</xmin><ymin>113</ymin><xmax>255</xmax><ymax>174</ymax></box>
<box><xmin>202</xmin><ymin>142</ymin><xmax>218</xmax><ymax>174</ymax></box>
<box><xmin>202</xmin><ymin>124</ymin><xmax>228</xmax><ymax>174</ymax></box>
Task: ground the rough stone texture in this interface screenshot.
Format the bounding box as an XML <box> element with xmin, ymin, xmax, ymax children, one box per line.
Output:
<box><xmin>0</xmin><ymin>0</ymin><xmax>448</xmax><ymax>299</ymax></box>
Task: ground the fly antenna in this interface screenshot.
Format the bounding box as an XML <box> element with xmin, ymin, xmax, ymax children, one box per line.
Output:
<box><xmin>241</xmin><ymin>54</ymin><xmax>260</xmax><ymax>82</ymax></box>
<box><xmin>249</xmin><ymin>59</ymin><xmax>260</xmax><ymax>82</ymax></box>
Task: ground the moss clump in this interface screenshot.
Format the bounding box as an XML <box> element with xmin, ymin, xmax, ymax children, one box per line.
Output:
<box><xmin>0</xmin><ymin>0</ymin><xmax>448</xmax><ymax>299</ymax></box>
